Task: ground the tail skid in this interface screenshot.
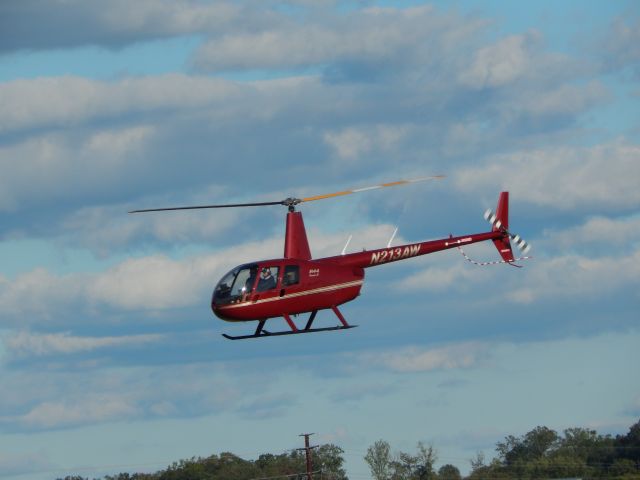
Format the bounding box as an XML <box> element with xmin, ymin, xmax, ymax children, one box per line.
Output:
<box><xmin>457</xmin><ymin>245</ymin><xmax>532</xmax><ymax>268</ymax></box>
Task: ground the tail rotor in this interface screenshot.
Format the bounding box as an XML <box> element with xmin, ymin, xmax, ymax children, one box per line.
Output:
<box><xmin>484</xmin><ymin>207</ymin><xmax>532</xmax><ymax>255</ymax></box>
<box><xmin>459</xmin><ymin>193</ymin><xmax>532</xmax><ymax>267</ymax></box>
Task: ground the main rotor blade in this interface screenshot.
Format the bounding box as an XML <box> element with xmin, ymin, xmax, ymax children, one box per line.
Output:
<box><xmin>129</xmin><ymin>175</ymin><xmax>445</xmax><ymax>213</ymax></box>
<box><xmin>299</xmin><ymin>175</ymin><xmax>445</xmax><ymax>204</ymax></box>
<box><xmin>129</xmin><ymin>200</ymin><xmax>284</xmax><ymax>214</ymax></box>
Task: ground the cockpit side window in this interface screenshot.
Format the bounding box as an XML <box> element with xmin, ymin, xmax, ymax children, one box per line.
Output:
<box><xmin>214</xmin><ymin>269</ymin><xmax>236</xmax><ymax>301</ymax></box>
<box><xmin>213</xmin><ymin>264</ymin><xmax>258</xmax><ymax>305</ymax></box>
<box><xmin>231</xmin><ymin>267</ymin><xmax>257</xmax><ymax>297</ymax></box>
<box><xmin>256</xmin><ymin>266</ymin><xmax>279</xmax><ymax>292</ymax></box>
<box><xmin>282</xmin><ymin>265</ymin><xmax>300</xmax><ymax>286</ymax></box>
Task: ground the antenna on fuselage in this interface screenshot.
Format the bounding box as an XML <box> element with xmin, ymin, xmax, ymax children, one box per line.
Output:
<box><xmin>387</xmin><ymin>227</ymin><xmax>398</xmax><ymax>248</ymax></box>
<box><xmin>341</xmin><ymin>235</ymin><xmax>353</xmax><ymax>255</ymax></box>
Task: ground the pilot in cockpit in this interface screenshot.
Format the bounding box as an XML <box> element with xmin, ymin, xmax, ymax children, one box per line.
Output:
<box><xmin>257</xmin><ymin>267</ymin><xmax>277</xmax><ymax>291</ymax></box>
<box><xmin>242</xmin><ymin>266</ymin><xmax>258</xmax><ymax>299</ymax></box>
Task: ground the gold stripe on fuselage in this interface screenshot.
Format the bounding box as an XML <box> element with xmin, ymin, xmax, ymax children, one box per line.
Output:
<box><xmin>218</xmin><ymin>280</ymin><xmax>364</xmax><ymax>310</ymax></box>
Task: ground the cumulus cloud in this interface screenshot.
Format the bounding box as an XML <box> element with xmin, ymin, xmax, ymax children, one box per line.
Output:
<box><xmin>459</xmin><ymin>32</ymin><xmax>538</xmax><ymax>88</ymax></box>
<box><xmin>4</xmin><ymin>331</ymin><xmax>164</xmax><ymax>358</ymax></box>
<box><xmin>0</xmin><ymin>126</ymin><xmax>155</xmax><ymax>212</ymax></box>
<box><xmin>193</xmin><ymin>5</ymin><xmax>486</xmax><ymax>73</ymax></box>
<box><xmin>0</xmin><ymin>0</ymin><xmax>246</xmax><ymax>52</ymax></box>
<box><xmin>397</xmin><ymin>261</ymin><xmax>492</xmax><ymax>292</ymax></box>
<box><xmin>518</xmin><ymin>80</ymin><xmax>609</xmax><ymax>117</ymax></box>
<box><xmin>454</xmin><ymin>141</ymin><xmax>640</xmax><ymax>210</ymax></box>
<box><xmin>543</xmin><ymin>215</ymin><xmax>640</xmax><ymax>249</ymax></box>
<box><xmin>0</xmin><ymin>268</ymin><xmax>89</xmax><ymax>320</ymax></box>
<box><xmin>18</xmin><ymin>395</ymin><xmax>139</xmax><ymax>430</ymax></box>
<box><xmin>601</xmin><ymin>16</ymin><xmax>640</xmax><ymax>73</ymax></box>
<box><xmin>0</xmin><ymin>74</ymin><xmax>243</xmax><ymax>134</ymax></box>
<box><xmin>506</xmin><ymin>248</ymin><xmax>640</xmax><ymax>304</ymax></box>
<box><xmin>323</xmin><ymin>124</ymin><xmax>412</xmax><ymax>161</ymax></box>
<box><xmin>234</xmin><ymin>393</ymin><xmax>298</xmax><ymax>420</ymax></box>
<box><xmin>61</xmin><ymin>201</ymin><xmax>240</xmax><ymax>255</ymax></box>
<box><xmin>363</xmin><ymin>342</ymin><xmax>488</xmax><ymax>373</ymax></box>
<box><xmin>0</xmin><ymin>362</ymin><xmax>248</xmax><ymax>432</ymax></box>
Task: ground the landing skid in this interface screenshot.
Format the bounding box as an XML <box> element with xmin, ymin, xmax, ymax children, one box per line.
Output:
<box><xmin>222</xmin><ymin>306</ymin><xmax>356</xmax><ymax>341</ymax></box>
<box><xmin>222</xmin><ymin>324</ymin><xmax>356</xmax><ymax>340</ymax></box>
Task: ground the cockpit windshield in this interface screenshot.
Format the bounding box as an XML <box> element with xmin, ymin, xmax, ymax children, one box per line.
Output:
<box><xmin>212</xmin><ymin>264</ymin><xmax>259</xmax><ymax>305</ymax></box>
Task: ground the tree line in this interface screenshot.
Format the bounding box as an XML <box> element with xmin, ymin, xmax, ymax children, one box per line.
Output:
<box><xmin>57</xmin><ymin>419</ymin><xmax>639</xmax><ymax>480</ymax></box>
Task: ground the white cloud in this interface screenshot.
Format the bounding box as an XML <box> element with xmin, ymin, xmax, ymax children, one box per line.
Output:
<box><xmin>323</xmin><ymin>124</ymin><xmax>411</xmax><ymax>161</ymax></box>
<box><xmin>602</xmin><ymin>16</ymin><xmax>640</xmax><ymax>72</ymax></box>
<box><xmin>455</xmin><ymin>141</ymin><xmax>640</xmax><ymax>210</ymax></box>
<box><xmin>193</xmin><ymin>5</ymin><xmax>485</xmax><ymax>72</ymax></box>
<box><xmin>19</xmin><ymin>395</ymin><xmax>139</xmax><ymax>430</ymax></box>
<box><xmin>0</xmin><ymin>0</ymin><xmax>245</xmax><ymax>52</ymax></box>
<box><xmin>0</xmin><ymin>74</ymin><xmax>243</xmax><ymax>134</ymax></box>
<box><xmin>543</xmin><ymin>215</ymin><xmax>640</xmax><ymax>249</ymax></box>
<box><xmin>4</xmin><ymin>331</ymin><xmax>164</xmax><ymax>358</ymax></box>
<box><xmin>88</xmin><ymin>254</ymin><xmax>217</xmax><ymax>310</ymax></box>
<box><xmin>0</xmin><ymin>268</ymin><xmax>88</xmax><ymax>319</ymax></box>
<box><xmin>363</xmin><ymin>342</ymin><xmax>488</xmax><ymax>372</ymax></box>
<box><xmin>519</xmin><ymin>81</ymin><xmax>608</xmax><ymax>117</ymax></box>
<box><xmin>100</xmin><ymin>0</ymin><xmax>240</xmax><ymax>35</ymax></box>
<box><xmin>59</xmin><ymin>188</ymin><xmax>240</xmax><ymax>255</ymax></box>
<box><xmin>459</xmin><ymin>32</ymin><xmax>538</xmax><ymax>88</ymax></box>
<box><xmin>397</xmin><ymin>261</ymin><xmax>491</xmax><ymax>292</ymax></box>
<box><xmin>0</xmin><ymin>362</ymin><xmax>246</xmax><ymax>432</ymax></box>
<box><xmin>0</xmin><ymin>126</ymin><xmax>154</xmax><ymax>212</ymax></box>
<box><xmin>507</xmin><ymin>248</ymin><xmax>640</xmax><ymax>304</ymax></box>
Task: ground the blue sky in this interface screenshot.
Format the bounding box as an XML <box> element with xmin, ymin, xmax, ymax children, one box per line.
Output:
<box><xmin>0</xmin><ymin>1</ymin><xmax>639</xmax><ymax>479</ymax></box>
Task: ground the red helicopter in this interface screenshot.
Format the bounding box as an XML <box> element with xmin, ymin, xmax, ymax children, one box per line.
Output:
<box><xmin>130</xmin><ymin>177</ymin><xmax>531</xmax><ymax>340</ymax></box>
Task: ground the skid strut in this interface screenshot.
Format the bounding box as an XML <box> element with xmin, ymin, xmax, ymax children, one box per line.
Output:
<box><xmin>222</xmin><ymin>307</ymin><xmax>356</xmax><ymax>340</ymax></box>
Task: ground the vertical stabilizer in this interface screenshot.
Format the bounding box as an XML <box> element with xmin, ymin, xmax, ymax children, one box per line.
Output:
<box><xmin>489</xmin><ymin>192</ymin><xmax>514</xmax><ymax>262</ymax></box>
<box><xmin>492</xmin><ymin>192</ymin><xmax>509</xmax><ymax>232</ymax></box>
<box><xmin>284</xmin><ymin>211</ymin><xmax>312</xmax><ymax>260</ymax></box>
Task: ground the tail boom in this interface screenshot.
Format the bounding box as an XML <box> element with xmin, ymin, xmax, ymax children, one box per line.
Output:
<box><xmin>322</xmin><ymin>230</ymin><xmax>505</xmax><ymax>269</ymax></box>
<box><xmin>323</xmin><ymin>191</ymin><xmax>524</xmax><ymax>269</ymax></box>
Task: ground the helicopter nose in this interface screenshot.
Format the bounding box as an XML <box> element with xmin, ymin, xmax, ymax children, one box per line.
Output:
<box><xmin>211</xmin><ymin>291</ymin><xmax>218</xmax><ymax>312</ymax></box>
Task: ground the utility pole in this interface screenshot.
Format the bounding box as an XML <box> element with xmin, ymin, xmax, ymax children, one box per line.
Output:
<box><xmin>298</xmin><ymin>433</ymin><xmax>318</xmax><ymax>480</ymax></box>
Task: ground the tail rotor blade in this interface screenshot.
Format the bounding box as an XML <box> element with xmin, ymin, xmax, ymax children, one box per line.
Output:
<box><xmin>511</xmin><ymin>234</ymin><xmax>531</xmax><ymax>254</ymax></box>
<box><xmin>483</xmin><ymin>208</ymin><xmax>504</xmax><ymax>230</ymax></box>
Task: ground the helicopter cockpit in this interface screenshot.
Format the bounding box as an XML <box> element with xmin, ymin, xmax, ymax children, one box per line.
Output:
<box><xmin>212</xmin><ymin>263</ymin><xmax>259</xmax><ymax>306</ymax></box>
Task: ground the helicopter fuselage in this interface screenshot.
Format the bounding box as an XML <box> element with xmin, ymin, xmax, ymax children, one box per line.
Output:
<box><xmin>211</xmin><ymin>259</ymin><xmax>364</xmax><ymax>321</ymax></box>
<box><xmin>211</xmin><ymin>229</ymin><xmax>503</xmax><ymax>323</ymax></box>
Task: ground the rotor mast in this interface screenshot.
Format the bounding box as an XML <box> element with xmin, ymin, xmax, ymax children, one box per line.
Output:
<box><xmin>284</xmin><ymin>210</ymin><xmax>312</xmax><ymax>260</ymax></box>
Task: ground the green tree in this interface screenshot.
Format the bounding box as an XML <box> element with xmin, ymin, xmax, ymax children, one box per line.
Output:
<box><xmin>382</xmin><ymin>442</ymin><xmax>437</xmax><ymax>480</ymax></box>
<box><xmin>315</xmin><ymin>444</ymin><xmax>348</xmax><ymax>480</ymax></box>
<box><xmin>616</xmin><ymin>419</ymin><xmax>640</xmax><ymax>465</ymax></box>
<box><xmin>414</xmin><ymin>442</ymin><xmax>437</xmax><ymax>480</ymax></box>
<box><xmin>469</xmin><ymin>451</ymin><xmax>485</xmax><ymax>472</ymax></box>
<box><xmin>390</xmin><ymin>451</ymin><xmax>416</xmax><ymax>480</ymax></box>
<box><xmin>365</xmin><ymin>440</ymin><xmax>392</xmax><ymax>480</ymax></box>
<box><xmin>438</xmin><ymin>464</ymin><xmax>461</xmax><ymax>480</ymax></box>
<box><xmin>496</xmin><ymin>426</ymin><xmax>559</xmax><ymax>466</ymax></box>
